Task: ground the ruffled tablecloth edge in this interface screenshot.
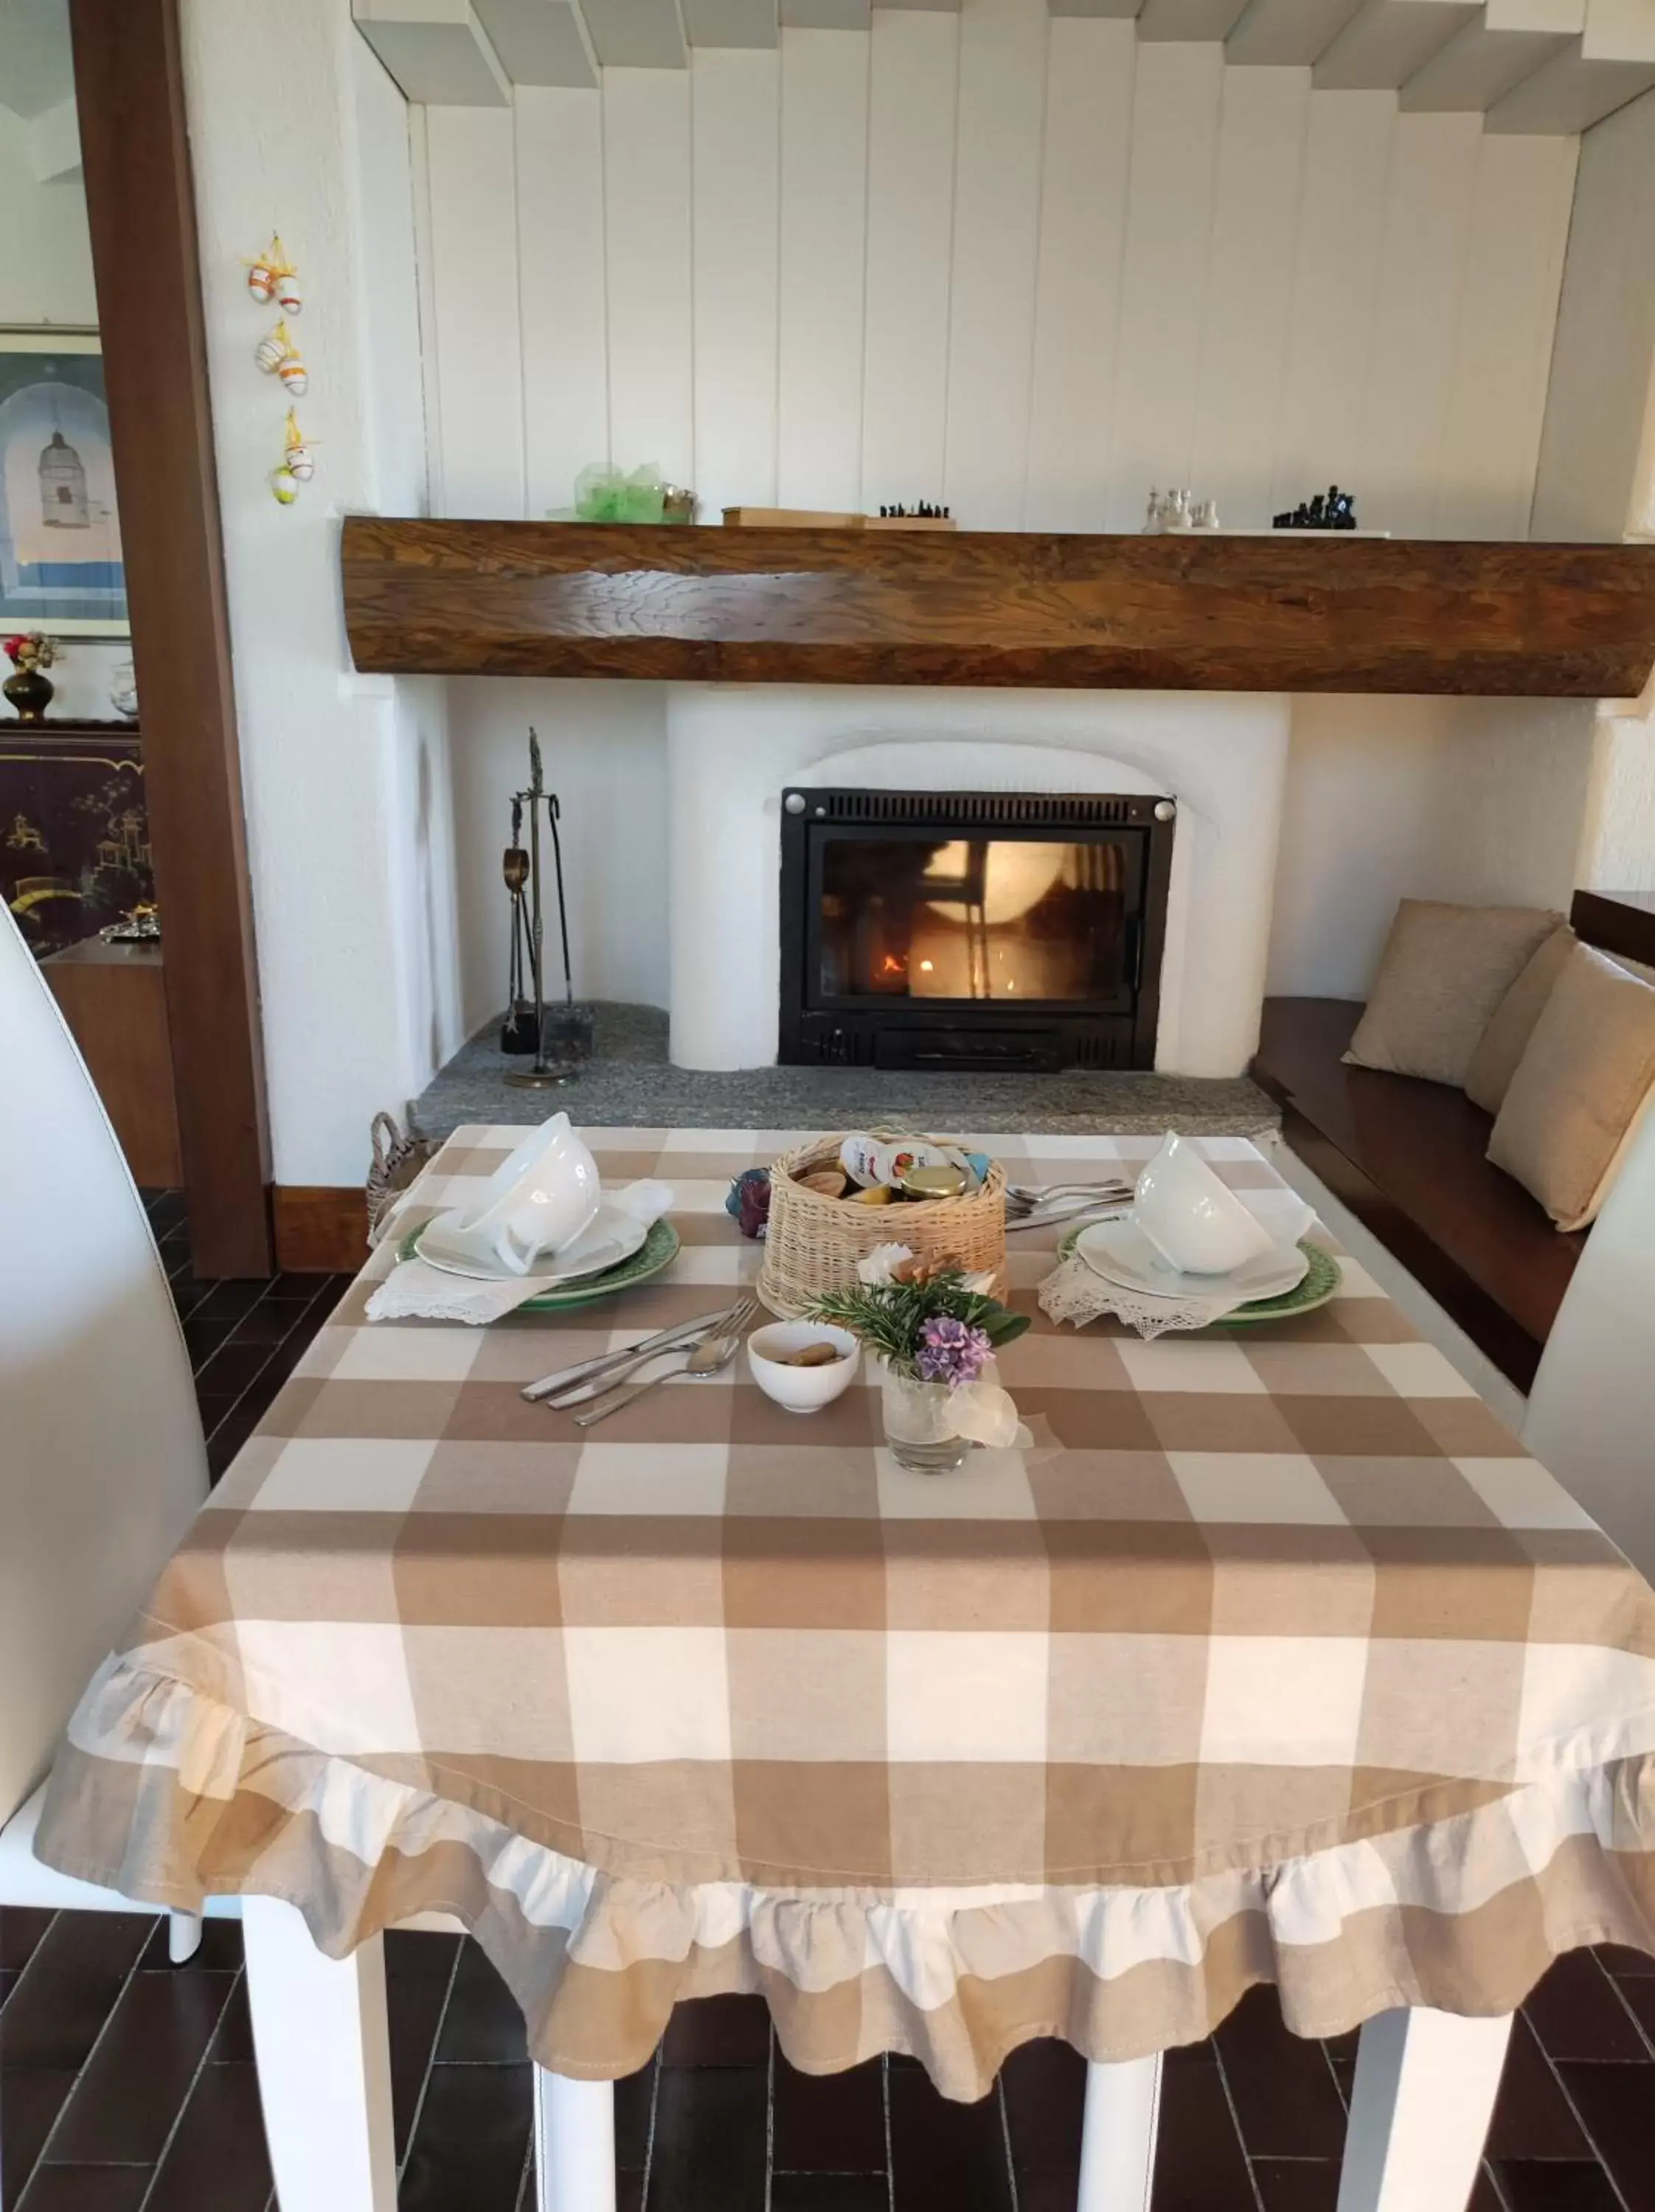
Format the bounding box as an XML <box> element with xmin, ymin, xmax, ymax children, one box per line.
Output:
<box><xmin>33</xmin><ymin>1653</ymin><xmax>1655</xmax><ymax>2102</ymax></box>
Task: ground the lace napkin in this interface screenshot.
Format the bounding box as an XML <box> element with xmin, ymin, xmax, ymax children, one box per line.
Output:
<box><xmin>1038</xmin><ymin>1187</ymin><xmax>1318</xmax><ymax>1340</ymax></box>
<box><xmin>365</xmin><ymin>1180</ymin><xmax>675</xmax><ymax>1326</ymax></box>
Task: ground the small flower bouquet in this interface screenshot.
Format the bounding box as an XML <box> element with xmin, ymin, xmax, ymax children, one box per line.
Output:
<box><xmin>3</xmin><ymin>632</ymin><xmax>60</xmax><ymax>673</ymax></box>
<box><xmin>806</xmin><ymin>1245</ymin><xmax>1030</xmax><ymax>1469</ymax></box>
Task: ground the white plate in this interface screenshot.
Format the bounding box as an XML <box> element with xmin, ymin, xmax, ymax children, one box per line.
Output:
<box><xmin>1074</xmin><ymin>1214</ymin><xmax>1309</xmax><ymax>1304</ymax></box>
<box><xmin>416</xmin><ymin>1200</ymin><xmax>648</xmax><ymax>1287</ymax></box>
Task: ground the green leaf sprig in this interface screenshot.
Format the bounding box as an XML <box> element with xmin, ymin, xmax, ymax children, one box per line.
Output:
<box><xmin>804</xmin><ymin>1268</ymin><xmax>1030</xmax><ymax>1379</ymax></box>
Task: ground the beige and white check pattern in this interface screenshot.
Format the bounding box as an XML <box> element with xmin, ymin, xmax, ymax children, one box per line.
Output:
<box><xmin>37</xmin><ymin>1129</ymin><xmax>1655</xmax><ymax>2098</ymax></box>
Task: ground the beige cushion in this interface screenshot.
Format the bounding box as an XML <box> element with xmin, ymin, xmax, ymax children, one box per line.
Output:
<box><xmin>1488</xmin><ymin>942</ymin><xmax>1655</xmax><ymax>1231</ymax></box>
<box><xmin>1464</xmin><ymin>925</ymin><xmax>1574</xmax><ymax>1113</ymax></box>
<box><xmin>1465</xmin><ymin>928</ymin><xmax>1655</xmax><ymax>1114</ymax></box>
<box><xmin>1344</xmin><ymin>900</ymin><xmax>1563</xmax><ymax>1088</ymax></box>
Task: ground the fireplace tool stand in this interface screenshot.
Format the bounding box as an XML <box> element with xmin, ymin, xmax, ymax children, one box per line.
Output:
<box><xmin>502</xmin><ymin>727</ymin><xmax>595</xmax><ymax>1088</ymax></box>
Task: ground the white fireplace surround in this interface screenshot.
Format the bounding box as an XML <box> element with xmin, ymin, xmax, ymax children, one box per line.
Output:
<box><xmin>665</xmin><ymin>686</ymin><xmax>1291</xmax><ymax>1078</ymax></box>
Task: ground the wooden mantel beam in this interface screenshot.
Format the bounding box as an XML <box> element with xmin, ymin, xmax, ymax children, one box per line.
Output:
<box><xmin>341</xmin><ymin>519</ymin><xmax>1655</xmax><ymax>697</ymax></box>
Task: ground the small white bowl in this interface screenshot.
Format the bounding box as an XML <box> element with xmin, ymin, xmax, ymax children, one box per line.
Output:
<box><xmin>746</xmin><ymin>1322</ymin><xmax>860</xmax><ymax>1413</ymax></box>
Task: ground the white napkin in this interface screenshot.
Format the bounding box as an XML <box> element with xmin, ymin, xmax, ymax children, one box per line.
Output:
<box><xmin>1038</xmin><ymin>1186</ymin><xmax>1319</xmax><ymax>1340</ymax></box>
<box><xmin>365</xmin><ymin>1180</ymin><xmax>675</xmax><ymax>1326</ymax></box>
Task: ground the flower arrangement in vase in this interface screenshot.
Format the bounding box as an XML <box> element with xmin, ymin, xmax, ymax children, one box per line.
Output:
<box><xmin>806</xmin><ymin>1245</ymin><xmax>1030</xmax><ymax>1472</ymax></box>
<box><xmin>2</xmin><ymin>633</ymin><xmax>61</xmax><ymax>723</ymax></box>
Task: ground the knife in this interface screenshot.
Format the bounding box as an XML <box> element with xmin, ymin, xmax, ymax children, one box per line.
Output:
<box><xmin>520</xmin><ymin>1301</ymin><xmax>745</xmax><ymax>1402</ymax></box>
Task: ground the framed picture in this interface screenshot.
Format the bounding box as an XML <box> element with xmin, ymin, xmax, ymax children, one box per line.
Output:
<box><xmin>0</xmin><ymin>329</ymin><xmax>128</xmax><ymax>638</ymax></box>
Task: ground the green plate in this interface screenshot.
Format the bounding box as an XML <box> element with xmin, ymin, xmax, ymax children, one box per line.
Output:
<box><xmin>1058</xmin><ymin>1230</ymin><xmax>1341</xmax><ymax>1326</ymax></box>
<box><xmin>399</xmin><ymin>1215</ymin><xmax>681</xmax><ymax>1311</ymax></box>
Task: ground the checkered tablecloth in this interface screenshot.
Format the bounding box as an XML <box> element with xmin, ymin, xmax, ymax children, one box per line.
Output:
<box><xmin>38</xmin><ymin>1128</ymin><xmax>1655</xmax><ymax>2098</ymax></box>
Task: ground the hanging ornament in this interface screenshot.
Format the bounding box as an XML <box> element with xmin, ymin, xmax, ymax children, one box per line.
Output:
<box><xmin>277</xmin><ymin>345</ymin><xmax>308</xmax><ymax>397</ymax></box>
<box><xmin>282</xmin><ymin>408</ymin><xmax>315</xmax><ymax>482</ymax></box>
<box><xmin>270</xmin><ymin>467</ymin><xmax>300</xmax><ymax>506</ymax></box>
<box><xmin>246</xmin><ymin>233</ymin><xmax>296</xmax><ymax>307</ymax></box>
<box><xmin>276</xmin><ymin>271</ymin><xmax>303</xmax><ymax>314</ymax></box>
<box><xmin>255</xmin><ymin>319</ymin><xmax>293</xmax><ymax>373</ymax></box>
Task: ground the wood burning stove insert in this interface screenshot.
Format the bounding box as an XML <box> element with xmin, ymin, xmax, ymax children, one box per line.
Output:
<box><xmin>778</xmin><ymin>788</ymin><xmax>1175</xmax><ymax>1071</ymax></box>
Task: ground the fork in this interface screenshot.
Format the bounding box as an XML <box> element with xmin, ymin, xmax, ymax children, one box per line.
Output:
<box><xmin>1003</xmin><ymin>1179</ymin><xmax>1134</xmax><ymax>1220</ymax></box>
<box><xmin>572</xmin><ymin>1324</ymin><xmax>746</xmax><ymax>1427</ymax></box>
<box><xmin>542</xmin><ymin>1298</ymin><xmax>755</xmax><ymax>1408</ymax></box>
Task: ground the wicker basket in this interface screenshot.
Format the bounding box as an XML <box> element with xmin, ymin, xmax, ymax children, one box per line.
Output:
<box><xmin>757</xmin><ymin>1133</ymin><xmax>1007</xmax><ymax>1318</ymax></box>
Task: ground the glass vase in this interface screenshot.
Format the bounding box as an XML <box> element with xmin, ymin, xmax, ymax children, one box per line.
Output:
<box><xmin>880</xmin><ymin>1366</ymin><xmax>970</xmax><ymax>1475</ymax></box>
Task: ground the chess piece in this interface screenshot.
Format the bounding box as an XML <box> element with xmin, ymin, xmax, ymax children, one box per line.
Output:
<box><xmin>1194</xmin><ymin>498</ymin><xmax>1220</xmax><ymax>531</ymax></box>
<box><xmin>1144</xmin><ymin>488</ymin><xmax>1162</xmax><ymax>534</ymax></box>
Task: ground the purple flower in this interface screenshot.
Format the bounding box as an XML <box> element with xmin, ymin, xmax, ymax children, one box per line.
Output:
<box><xmin>915</xmin><ymin>1313</ymin><xmax>993</xmax><ymax>1388</ymax></box>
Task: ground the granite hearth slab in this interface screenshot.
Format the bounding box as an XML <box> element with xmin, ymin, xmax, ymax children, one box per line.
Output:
<box><xmin>413</xmin><ymin>1004</ymin><xmax>1280</xmax><ymax>1140</ymax></box>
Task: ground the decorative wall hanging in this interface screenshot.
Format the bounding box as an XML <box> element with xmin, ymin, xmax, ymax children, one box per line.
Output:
<box><xmin>255</xmin><ymin>321</ymin><xmax>308</xmax><ymax>393</ymax></box>
<box><xmin>282</xmin><ymin>411</ymin><xmax>315</xmax><ymax>481</ymax></box>
<box><xmin>271</xmin><ymin>410</ymin><xmax>315</xmax><ymax>498</ymax></box>
<box><xmin>245</xmin><ymin>234</ymin><xmax>296</xmax><ymax>306</ymax></box>
<box><xmin>0</xmin><ymin>333</ymin><xmax>128</xmax><ymax>637</ymax></box>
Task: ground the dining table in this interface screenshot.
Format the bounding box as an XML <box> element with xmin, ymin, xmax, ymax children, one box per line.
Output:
<box><xmin>33</xmin><ymin>1123</ymin><xmax>1655</xmax><ymax>2212</ymax></box>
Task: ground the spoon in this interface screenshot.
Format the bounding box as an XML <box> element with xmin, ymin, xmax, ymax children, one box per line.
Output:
<box><xmin>572</xmin><ymin>1328</ymin><xmax>744</xmax><ymax>1427</ymax></box>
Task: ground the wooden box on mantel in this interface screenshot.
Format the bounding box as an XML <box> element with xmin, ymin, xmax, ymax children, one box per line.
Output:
<box><xmin>721</xmin><ymin>507</ymin><xmax>957</xmax><ymax>532</ymax></box>
<box><xmin>722</xmin><ymin>507</ymin><xmax>864</xmax><ymax>529</ymax></box>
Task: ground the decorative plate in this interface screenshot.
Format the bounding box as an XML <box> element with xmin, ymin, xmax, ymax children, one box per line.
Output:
<box><xmin>1058</xmin><ymin>1229</ymin><xmax>1341</xmax><ymax>1326</ymax></box>
<box><xmin>398</xmin><ymin>1216</ymin><xmax>681</xmax><ymax>1311</ymax></box>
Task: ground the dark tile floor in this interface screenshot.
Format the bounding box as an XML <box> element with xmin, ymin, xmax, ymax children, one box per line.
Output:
<box><xmin>1</xmin><ymin>1192</ymin><xmax>1651</xmax><ymax>2211</ymax></box>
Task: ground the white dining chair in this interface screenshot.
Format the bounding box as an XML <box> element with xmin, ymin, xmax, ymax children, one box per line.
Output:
<box><xmin>0</xmin><ymin>909</ymin><xmax>603</xmax><ymax>2210</ymax></box>
<box><xmin>0</xmin><ymin>902</ymin><xmax>227</xmax><ymax>1962</ymax></box>
<box><xmin>1524</xmin><ymin>1105</ymin><xmax>1655</xmax><ymax>1573</ymax></box>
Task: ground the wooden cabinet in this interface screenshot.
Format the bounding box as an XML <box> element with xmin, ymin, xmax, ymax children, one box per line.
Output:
<box><xmin>43</xmin><ymin>939</ymin><xmax>181</xmax><ymax>1189</ymax></box>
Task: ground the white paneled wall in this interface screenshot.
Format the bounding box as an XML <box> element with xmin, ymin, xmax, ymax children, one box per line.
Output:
<box><xmin>414</xmin><ymin>7</ymin><xmax>1578</xmax><ymax>536</ymax></box>
<box><xmin>405</xmin><ymin>4</ymin><xmax>1597</xmax><ymax>1033</ymax></box>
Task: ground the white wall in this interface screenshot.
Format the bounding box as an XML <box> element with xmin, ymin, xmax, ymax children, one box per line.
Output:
<box><xmin>1522</xmin><ymin>85</ymin><xmax>1655</xmax><ymax>907</ymax></box>
<box><xmin>406</xmin><ymin>8</ymin><xmax>1590</xmax><ymax>1026</ymax></box>
<box><xmin>178</xmin><ymin>0</ymin><xmax>461</xmax><ymax>1186</ymax></box>
<box><xmin>417</xmin><ymin>17</ymin><xmax>1578</xmax><ymax>541</ymax></box>
<box><xmin>1266</xmin><ymin>695</ymin><xmax>1597</xmax><ymax>998</ymax></box>
<box><xmin>445</xmin><ymin>678</ymin><xmax>670</xmax><ymax>1030</ymax></box>
<box><xmin>1533</xmin><ymin>87</ymin><xmax>1655</xmax><ymax>543</ymax></box>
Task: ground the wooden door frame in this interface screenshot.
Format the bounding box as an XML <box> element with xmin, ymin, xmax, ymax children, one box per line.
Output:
<box><xmin>68</xmin><ymin>0</ymin><xmax>272</xmax><ymax>1274</ymax></box>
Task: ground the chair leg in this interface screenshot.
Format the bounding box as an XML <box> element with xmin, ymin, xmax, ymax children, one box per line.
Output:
<box><xmin>167</xmin><ymin>1910</ymin><xmax>203</xmax><ymax>1965</ymax></box>
<box><xmin>1336</xmin><ymin>2008</ymin><xmax>1513</xmax><ymax>2212</ymax></box>
<box><xmin>532</xmin><ymin>2067</ymin><xmax>616</xmax><ymax>2212</ymax></box>
<box><xmin>243</xmin><ymin>1895</ymin><xmax>398</xmax><ymax>2212</ymax></box>
<box><xmin>1077</xmin><ymin>2052</ymin><xmax>1163</xmax><ymax>2212</ymax></box>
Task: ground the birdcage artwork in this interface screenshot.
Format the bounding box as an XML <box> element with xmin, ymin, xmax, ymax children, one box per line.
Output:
<box><xmin>38</xmin><ymin>430</ymin><xmax>89</xmax><ymax>529</ymax></box>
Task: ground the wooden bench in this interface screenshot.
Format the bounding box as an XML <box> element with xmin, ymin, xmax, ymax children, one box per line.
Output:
<box><xmin>1252</xmin><ymin>891</ymin><xmax>1655</xmax><ymax>1392</ymax></box>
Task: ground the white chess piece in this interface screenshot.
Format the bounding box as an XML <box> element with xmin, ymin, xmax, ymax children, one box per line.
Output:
<box><xmin>1195</xmin><ymin>498</ymin><xmax>1221</xmax><ymax>531</ymax></box>
<box><xmin>1167</xmin><ymin>489</ymin><xmax>1192</xmax><ymax>532</ymax></box>
<box><xmin>1144</xmin><ymin>488</ymin><xmax>1163</xmax><ymax>535</ymax></box>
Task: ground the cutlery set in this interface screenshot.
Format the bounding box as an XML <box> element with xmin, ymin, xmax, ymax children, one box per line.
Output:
<box><xmin>1002</xmin><ymin>1178</ymin><xmax>1134</xmax><ymax>1231</ymax></box>
<box><xmin>522</xmin><ymin>1297</ymin><xmax>755</xmax><ymax>1425</ymax></box>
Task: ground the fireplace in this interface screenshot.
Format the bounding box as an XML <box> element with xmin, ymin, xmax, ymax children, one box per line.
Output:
<box><xmin>778</xmin><ymin>788</ymin><xmax>1176</xmax><ymax>1071</ymax></box>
